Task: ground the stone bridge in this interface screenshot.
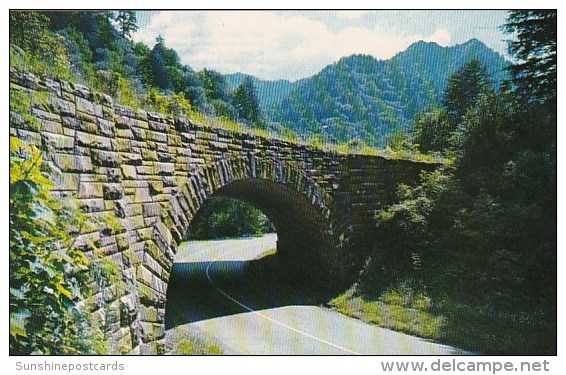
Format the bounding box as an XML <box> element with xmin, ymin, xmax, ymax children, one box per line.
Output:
<box><xmin>9</xmin><ymin>71</ymin><xmax>437</xmax><ymax>354</ymax></box>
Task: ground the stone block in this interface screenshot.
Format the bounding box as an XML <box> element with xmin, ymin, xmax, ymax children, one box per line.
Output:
<box><xmin>75</xmin><ymin>96</ymin><xmax>95</xmax><ymax>115</ymax></box>
<box><xmin>97</xmin><ymin>118</ymin><xmax>115</xmax><ymax>137</ymax></box>
<box><xmin>131</xmin><ymin>127</ymin><xmax>147</xmax><ymax>141</ymax></box>
<box><xmin>41</xmin><ymin>132</ymin><xmax>74</xmax><ymax>151</ymax></box>
<box><xmin>155</xmin><ymin>162</ymin><xmax>175</xmax><ymax>175</ymax></box>
<box><xmin>148</xmin><ymin>181</ymin><xmax>164</xmax><ymax>195</ymax></box>
<box><xmin>148</xmin><ymin>121</ymin><xmax>169</xmax><ymax>132</ymax></box>
<box><xmin>79</xmin><ymin>198</ymin><xmax>105</xmax><ymax>213</ymax></box>
<box><xmin>133</xmin><ymin>187</ymin><xmax>152</xmax><ymax>203</ymax></box>
<box><xmin>141</xmin><ymin>149</ymin><xmax>158</xmax><ymax>161</ymax></box>
<box><xmin>121</xmin><ymin>165</ymin><xmax>137</xmax><ymax>179</ymax></box>
<box><xmin>168</xmin><ymin>134</ymin><xmax>182</xmax><ymax>147</ymax></box>
<box><xmin>140</xmin><ymin>321</ymin><xmax>165</xmax><ymax>342</ymax></box>
<box><xmin>91</xmin><ymin>150</ymin><xmax>120</xmax><ymax>167</ymax></box>
<box><xmin>116</xmin><ymin>233</ymin><xmax>130</xmax><ymax>251</ymax></box>
<box><xmin>51</xmin><ymin>98</ymin><xmax>75</xmax><ymax>116</ymax></box>
<box><xmin>116</xmin><ymin>128</ymin><xmax>134</xmax><ymax>139</ymax></box>
<box><xmin>139</xmin><ymin>305</ymin><xmax>163</xmax><ymax>323</ymax></box>
<box><xmin>39</xmin><ymin>118</ymin><xmax>63</xmax><ymax>134</ymax></box>
<box><xmin>103</xmin><ymin>183</ymin><xmax>124</xmax><ymax>200</ymax></box>
<box><xmin>31</xmin><ymin>108</ymin><xmax>60</xmax><ymax>122</ymax></box>
<box><xmin>157</xmin><ymin>152</ymin><xmax>175</xmax><ymax>163</ymax></box>
<box><xmin>76</xmin><ymin>130</ymin><xmax>113</xmax><ymax>150</ymax></box>
<box><xmin>136</xmin><ymin>165</ymin><xmax>154</xmax><ymax>175</ymax></box>
<box><xmin>146</xmin><ymin>130</ymin><xmax>168</xmax><ymax>143</ymax></box>
<box><xmin>119</xmin><ymin>152</ymin><xmax>143</xmax><ymax>165</ymax></box>
<box><xmin>53</xmin><ymin>154</ymin><xmax>93</xmax><ymax>172</ymax></box>
<box><xmin>143</xmin><ymin>202</ymin><xmax>161</xmax><ymax>217</ymax></box>
<box><xmin>78</xmin><ymin>182</ymin><xmax>103</xmax><ymax>199</ymax></box>
<box><xmin>51</xmin><ymin>171</ymin><xmax>80</xmax><ymax>191</ymax></box>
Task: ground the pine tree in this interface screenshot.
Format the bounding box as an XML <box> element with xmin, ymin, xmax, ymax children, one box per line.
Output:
<box><xmin>233</xmin><ymin>76</ymin><xmax>262</xmax><ymax>126</ymax></box>
<box><xmin>442</xmin><ymin>59</ymin><xmax>493</xmax><ymax>123</ymax></box>
<box><xmin>115</xmin><ymin>11</ymin><xmax>138</xmax><ymax>39</ymax></box>
<box><xmin>502</xmin><ymin>10</ymin><xmax>557</xmax><ymax>103</ymax></box>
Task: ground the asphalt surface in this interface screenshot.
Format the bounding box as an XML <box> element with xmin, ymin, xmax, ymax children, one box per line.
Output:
<box><xmin>166</xmin><ymin>234</ymin><xmax>467</xmax><ymax>355</ymax></box>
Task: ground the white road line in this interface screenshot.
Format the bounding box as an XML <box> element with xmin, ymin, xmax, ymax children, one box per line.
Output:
<box><xmin>204</xmin><ymin>246</ymin><xmax>360</xmax><ymax>355</ymax></box>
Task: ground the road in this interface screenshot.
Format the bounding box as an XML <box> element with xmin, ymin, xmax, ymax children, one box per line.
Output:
<box><xmin>166</xmin><ymin>234</ymin><xmax>467</xmax><ymax>355</ymax></box>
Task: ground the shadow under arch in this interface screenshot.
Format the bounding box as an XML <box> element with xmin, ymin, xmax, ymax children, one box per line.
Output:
<box><xmin>162</xmin><ymin>156</ymin><xmax>346</xmax><ymax>328</ymax></box>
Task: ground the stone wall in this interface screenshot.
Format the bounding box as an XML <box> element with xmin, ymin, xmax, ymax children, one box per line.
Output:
<box><xmin>9</xmin><ymin>70</ymin><xmax>436</xmax><ymax>354</ymax></box>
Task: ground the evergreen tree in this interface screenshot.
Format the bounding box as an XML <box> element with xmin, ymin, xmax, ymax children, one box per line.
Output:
<box><xmin>233</xmin><ymin>76</ymin><xmax>262</xmax><ymax>125</ymax></box>
<box><xmin>115</xmin><ymin>11</ymin><xmax>138</xmax><ymax>39</ymax></box>
<box><xmin>502</xmin><ymin>10</ymin><xmax>557</xmax><ymax>103</ymax></box>
<box><xmin>442</xmin><ymin>59</ymin><xmax>493</xmax><ymax>123</ymax></box>
<box><xmin>412</xmin><ymin>107</ymin><xmax>451</xmax><ymax>153</ymax></box>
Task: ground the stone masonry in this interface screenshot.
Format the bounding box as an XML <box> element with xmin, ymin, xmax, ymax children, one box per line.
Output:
<box><xmin>9</xmin><ymin>70</ymin><xmax>437</xmax><ymax>354</ymax></box>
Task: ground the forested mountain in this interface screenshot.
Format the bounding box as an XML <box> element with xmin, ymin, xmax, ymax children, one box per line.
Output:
<box><xmin>267</xmin><ymin>39</ymin><xmax>508</xmax><ymax>146</ymax></box>
<box><xmin>225</xmin><ymin>73</ymin><xmax>295</xmax><ymax>109</ymax></box>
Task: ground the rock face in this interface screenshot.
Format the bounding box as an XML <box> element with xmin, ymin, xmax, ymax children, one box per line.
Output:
<box><xmin>9</xmin><ymin>70</ymin><xmax>437</xmax><ymax>354</ymax></box>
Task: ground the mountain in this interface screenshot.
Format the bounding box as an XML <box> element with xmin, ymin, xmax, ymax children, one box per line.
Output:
<box><xmin>225</xmin><ymin>73</ymin><xmax>295</xmax><ymax>109</ymax></box>
<box><xmin>262</xmin><ymin>39</ymin><xmax>508</xmax><ymax>146</ymax></box>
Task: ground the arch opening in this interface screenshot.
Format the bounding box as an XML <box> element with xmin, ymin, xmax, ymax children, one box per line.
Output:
<box><xmin>165</xmin><ymin>177</ymin><xmax>343</xmax><ymax>329</ymax></box>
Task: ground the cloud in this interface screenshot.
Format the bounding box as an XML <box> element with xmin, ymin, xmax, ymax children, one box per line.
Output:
<box><xmin>334</xmin><ymin>11</ymin><xmax>370</xmax><ymax>20</ymax></box>
<box><xmin>132</xmin><ymin>11</ymin><xmax>456</xmax><ymax>81</ymax></box>
<box><xmin>424</xmin><ymin>28</ymin><xmax>451</xmax><ymax>46</ymax></box>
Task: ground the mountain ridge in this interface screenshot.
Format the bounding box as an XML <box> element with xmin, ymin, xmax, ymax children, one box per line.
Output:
<box><xmin>226</xmin><ymin>39</ymin><xmax>508</xmax><ymax>146</ymax></box>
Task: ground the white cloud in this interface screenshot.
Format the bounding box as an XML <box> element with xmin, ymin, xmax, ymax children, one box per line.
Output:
<box><xmin>132</xmin><ymin>11</ymin><xmax>455</xmax><ymax>81</ymax></box>
<box><xmin>424</xmin><ymin>28</ymin><xmax>451</xmax><ymax>46</ymax></box>
<box><xmin>334</xmin><ymin>10</ymin><xmax>370</xmax><ymax>20</ymax></box>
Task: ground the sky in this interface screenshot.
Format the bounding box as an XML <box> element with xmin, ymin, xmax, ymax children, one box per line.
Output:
<box><xmin>132</xmin><ymin>10</ymin><xmax>510</xmax><ymax>82</ymax></box>
<box><xmin>132</xmin><ymin>10</ymin><xmax>509</xmax><ymax>81</ymax></box>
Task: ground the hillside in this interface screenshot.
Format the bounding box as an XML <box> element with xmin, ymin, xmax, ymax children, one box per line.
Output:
<box><xmin>265</xmin><ymin>39</ymin><xmax>508</xmax><ymax>146</ymax></box>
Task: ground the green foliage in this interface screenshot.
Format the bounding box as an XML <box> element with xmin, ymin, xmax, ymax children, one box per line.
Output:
<box><xmin>412</xmin><ymin>59</ymin><xmax>495</xmax><ymax>158</ymax></box>
<box><xmin>502</xmin><ymin>11</ymin><xmax>556</xmax><ymax>103</ymax></box>
<box><xmin>329</xmin><ymin>286</ymin><xmax>443</xmax><ymax>340</ymax></box>
<box><xmin>386</xmin><ymin>129</ymin><xmax>413</xmax><ymax>152</ymax></box>
<box><xmin>9</xmin><ymin>138</ymin><xmax>100</xmax><ymax>354</ymax></box>
<box><xmin>442</xmin><ymin>59</ymin><xmax>494</xmax><ymax>122</ymax></box>
<box><xmin>233</xmin><ymin>76</ymin><xmax>263</xmax><ymax>126</ymax></box>
<box><xmin>358</xmin><ymin>170</ymin><xmax>450</xmax><ymax>297</ymax></box>
<box><xmin>188</xmin><ymin>197</ymin><xmax>275</xmax><ymax>240</ymax></box>
<box><xmin>175</xmin><ymin>338</ymin><xmax>223</xmax><ymax>355</ymax></box>
<box><xmin>115</xmin><ymin>11</ymin><xmax>138</xmax><ymax>39</ymax></box>
<box><xmin>9</xmin><ymin>11</ymin><xmax>50</xmax><ymax>51</ymax></box>
<box><xmin>413</xmin><ymin>107</ymin><xmax>451</xmax><ymax>153</ymax></box>
<box><xmin>145</xmin><ymin>87</ymin><xmax>192</xmax><ymax>117</ymax></box>
<box><xmin>10</xmin><ymin>34</ymin><xmax>72</xmax><ymax>81</ymax></box>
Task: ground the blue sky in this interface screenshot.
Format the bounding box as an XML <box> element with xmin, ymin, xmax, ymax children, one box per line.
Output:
<box><xmin>133</xmin><ymin>10</ymin><xmax>510</xmax><ymax>81</ymax></box>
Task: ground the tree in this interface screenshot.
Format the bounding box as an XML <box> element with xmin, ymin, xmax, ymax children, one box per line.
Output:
<box><xmin>412</xmin><ymin>107</ymin><xmax>451</xmax><ymax>153</ymax></box>
<box><xmin>198</xmin><ymin>69</ymin><xmax>232</xmax><ymax>102</ymax></box>
<box><xmin>502</xmin><ymin>10</ymin><xmax>557</xmax><ymax>103</ymax></box>
<box><xmin>188</xmin><ymin>197</ymin><xmax>275</xmax><ymax>240</ymax></box>
<box><xmin>233</xmin><ymin>76</ymin><xmax>262</xmax><ymax>125</ymax></box>
<box><xmin>442</xmin><ymin>59</ymin><xmax>493</xmax><ymax>123</ymax></box>
<box><xmin>115</xmin><ymin>11</ymin><xmax>138</xmax><ymax>39</ymax></box>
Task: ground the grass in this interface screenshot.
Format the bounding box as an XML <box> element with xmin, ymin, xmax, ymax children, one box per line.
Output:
<box><xmin>167</xmin><ymin>328</ymin><xmax>223</xmax><ymax>355</ymax></box>
<box><xmin>329</xmin><ymin>286</ymin><xmax>444</xmax><ymax>340</ymax></box>
<box><xmin>175</xmin><ymin>338</ymin><xmax>223</xmax><ymax>355</ymax></box>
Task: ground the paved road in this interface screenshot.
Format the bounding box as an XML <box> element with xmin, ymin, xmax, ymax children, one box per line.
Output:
<box><xmin>166</xmin><ymin>234</ymin><xmax>467</xmax><ymax>355</ymax></box>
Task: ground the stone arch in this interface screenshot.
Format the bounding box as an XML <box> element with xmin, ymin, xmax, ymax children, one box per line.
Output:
<box><xmin>134</xmin><ymin>154</ymin><xmax>347</xmax><ymax>351</ymax></box>
<box><xmin>156</xmin><ymin>154</ymin><xmax>345</xmax><ymax>279</ymax></box>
